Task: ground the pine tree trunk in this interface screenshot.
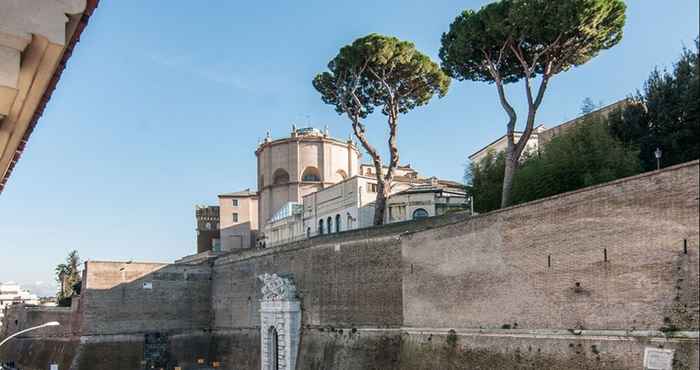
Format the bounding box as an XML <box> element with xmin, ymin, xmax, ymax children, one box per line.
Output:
<box><xmin>373</xmin><ymin>179</ymin><xmax>389</xmax><ymax>225</ymax></box>
<box><xmin>501</xmin><ymin>148</ymin><xmax>517</xmax><ymax>208</ymax></box>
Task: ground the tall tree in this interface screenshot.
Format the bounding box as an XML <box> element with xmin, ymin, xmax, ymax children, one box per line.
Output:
<box><xmin>55</xmin><ymin>250</ymin><xmax>81</xmax><ymax>306</ymax></box>
<box><xmin>313</xmin><ymin>34</ymin><xmax>450</xmax><ymax>225</ymax></box>
<box><xmin>440</xmin><ymin>0</ymin><xmax>626</xmax><ymax>207</ymax></box>
<box><xmin>609</xmin><ymin>39</ymin><xmax>700</xmax><ymax>170</ymax></box>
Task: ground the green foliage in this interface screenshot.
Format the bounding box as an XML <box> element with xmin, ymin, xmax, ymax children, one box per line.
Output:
<box><xmin>465</xmin><ymin>150</ymin><xmax>506</xmax><ymax>213</ymax></box>
<box><xmin>512</xmin><ymin>118</ymin><xmax>640</xmax><ymax>203</ymax></box>
<box><xmin>609</xmin><ymin>39</ymin><xmax>700</xmax><ymax>170</ymax></box>
<box><xmin>313</xmin><ymin>33</ymin><xmax>450</xmax><ymax>118</ymax></box>
<box><xmin>466</xmin><ymin>118</ymin><xmax>640</xmax><ymax>212</ymax></box>
<box><xmin>55</xmin><ymin>250</ymin><xmax>81</xmax><ymax>306</ymax></box>
<box><xmin>440</xmin><ymin>0</ymin><xmax>627</xmax><ymax>84</ymax></box>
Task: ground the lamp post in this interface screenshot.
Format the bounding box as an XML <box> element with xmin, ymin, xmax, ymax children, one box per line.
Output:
<box><xmin>0</xmin><ymin>321</ymin><xmax>60</xmax><ymax>348</ymax></box>
<box><xmin>654</xmin><ymin>147</ymin><xmax>662</xmax><ymax>170</ymax></box>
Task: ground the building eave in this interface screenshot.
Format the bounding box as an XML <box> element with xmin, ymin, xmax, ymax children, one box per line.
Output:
<box><xmin>0</xmin><ymin>0</ymin><xmax>100</xmax><ymax>195</ymax></box>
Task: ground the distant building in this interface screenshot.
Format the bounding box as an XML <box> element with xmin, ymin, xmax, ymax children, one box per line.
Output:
<box><xmin>468</xmin><ymin>125</ymin><xmax>546</xmax><ymax>164</ymax></box>
<box><xmin>262</xmin><ymin>171</ymin><xmax>468</xmax><ymax>248</ymax></box>
<box><xmin>190</xmin><ymin>126</ymin><xmax>468</xmax><ymax>254</ymax></box>
<box><xmin>218</xmin><ymin>189</ymin><xmax>259</xmax><ymax>251</ymax></box>
<box><xmin>195</xmin><ymin>205</ymin><xmax>220</xmax><ymax>254</ymax></box>
<box><xmin>386</xmin><ymin>179</ymin><xmax>468</xmax><ymax>223</ymax></box>
<box><xmin>468</xmin><ymin>99</ymin><xmax>630</xmax><ymax>165</ymax></box>
<box><xmin>256</xmin><ymin>126</ymin><xmax>361</xmax><ymax>225</ymax></box>
<box><xmin>0</xmin><ymin>282</ymin><xmax>40</xmax><ymax>328</ymax></box>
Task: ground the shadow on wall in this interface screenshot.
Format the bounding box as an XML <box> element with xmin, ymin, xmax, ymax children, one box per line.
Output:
<box><xmin>220</xmin><ymin>222</ymin><xmax>256</xmax><ymax>251</ymax></box>
<box><xmin>0</xmin><ymin>260</ymin><xmax>217</xmax><ymax>370</ymax></box>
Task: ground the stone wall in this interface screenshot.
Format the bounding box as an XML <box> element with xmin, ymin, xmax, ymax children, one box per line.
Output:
<box><xmin>80</xmin><ymin>261</ymin><xmax>212</xmax><ymax>335</ymax></box>
<box><xmin>402</xmin><ymin>161</ymin><xmax>699</xmax><ymax>332</ymax></box>
<box><xmin>1</xmin><ymin>161</ymin><xmax>697</xmax><ymax>370</ymax></box>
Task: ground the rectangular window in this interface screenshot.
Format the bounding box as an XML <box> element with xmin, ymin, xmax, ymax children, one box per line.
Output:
<box><xmin>232</xmin><ymin>199</ymin><xmax>239</xmax><ymax>206</ymax></box>
<box><xmin>232</xmin><ymin>213</ymin><xmax>239</xmax><ymax>223</ymax></box>
<box><xmin>368</xmin><ymin>183</ymin><xmax>377</xmax><ymax>193</ymax></box>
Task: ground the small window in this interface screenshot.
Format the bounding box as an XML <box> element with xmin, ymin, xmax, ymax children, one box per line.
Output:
<box><xmin>319</xmin><ymin>219</ymin><xmax>324</xmax><ymax>235</ymax></box>
<box><xmin>368</xmin><ymin>183</ymin><xmax>378</xmax><ymax>193</ymax></box>
<box><xmin>335</xmin><ymin>214</ymin><xmax>341</xmax><ymax>232</ymax></box>
<box><xmin>232</xmin><ymin>213</ymin><xmax>239</xmax><ymax>223</ymax></box>
<box><xmin>327</xmin><ymin>217</ymin><xmax>333</xmax><ymax>233</ymax></box>
<box><xmin>307</xmin><ymin>227</ymin><xmax>311</xmax><ymax>238</ymax></box>
<box><xmin>412</xmin><ymin>208</ymin><xmax>429</xmax><ymax>220</ymax></box>
<box><xmin>232</xmin><ymin>199</ymin><xmax>239</xmax><ymax>206</ymax></box>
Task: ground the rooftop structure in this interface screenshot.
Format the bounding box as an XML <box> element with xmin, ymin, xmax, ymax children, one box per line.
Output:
<box><xmin>255</xmin><ymin>126</ymin><xmax>361</xmax><ymax>225</ymax></box>
<box><xmin>468</xmin><ymin>99</ymin><xmax>630</xmax><ymax>164</ymax></box>
<box><xmin>0</xmin><ymin>282</ymin><xmax>40</xmax><ymax>328</ymax></box>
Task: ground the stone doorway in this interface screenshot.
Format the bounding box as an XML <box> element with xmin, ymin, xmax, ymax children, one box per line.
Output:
<box><xmin>259</xmin><ymin>273</ymin><xmax>301</xmax><ymax>370</ymax></box>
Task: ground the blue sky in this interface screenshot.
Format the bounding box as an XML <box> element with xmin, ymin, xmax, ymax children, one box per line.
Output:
<box><xmin>1</xmin><ymin>1</ymin><xmax>697</xmax><ymax>296</ymax></box>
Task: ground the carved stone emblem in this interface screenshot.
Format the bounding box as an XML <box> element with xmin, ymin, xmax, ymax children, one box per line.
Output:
<box><xmin>258</xmin><ymin>273</ymin><xmax>297</xmax><ymax>301</ymax></box>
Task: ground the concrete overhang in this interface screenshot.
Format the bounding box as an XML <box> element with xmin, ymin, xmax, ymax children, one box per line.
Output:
<box><xmin>0</xmin><ymin>0</ymin><xmax>99</xmax><ymax>195</ymax></box>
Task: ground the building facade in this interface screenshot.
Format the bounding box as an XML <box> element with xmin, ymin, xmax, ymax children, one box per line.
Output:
<box><xmin>256</xmin><ymin>127</ymin><xmax>361</xmax><ymax>226</ymax></box>
<box><xmin>468</xmin><ymin>99</ymin><xmax>630</xmax><ymax>165</ymax></box>
<box><xmin>0</xmin><ymin>282</ymin><xmax>39</xmax><ymax>329</ymax></box>
<box><xmin>218</xmin><ymin>189</ymin><xmax>259</xmax><ymax>251</ymax></box>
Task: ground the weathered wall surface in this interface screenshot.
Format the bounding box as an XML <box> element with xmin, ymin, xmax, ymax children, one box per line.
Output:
<box><xmin>402</xmin><ymin>161</ymin><xmax>699</xmax><ymax>332</ymax></box>
<box><xmin>400</xmin><ymin>331</ymin><xmax>698</xmax><ymax>370</ymax></box>
<box><xmin>80</xmin><ymin>261</ymin><xmax>212</xmax><ymax>335</ymax></box>
<box><xmin>1</xmin><ymin>304</ymin><xmax>75</xmax><ymax>338</ymax></box>
<box><xmin>2</xmin><ymin>162</ymin><xmax>697</xmax><ymax>370</ymax></box>
<box><xmin>0</xmin><ymin>338</ymin><xmax>79</xmax><ymax>370</ymax></box>
<box><xmin>211</xmin><ymin>232</ymin><xmax>405</xmax><ymax>331</ymax></box>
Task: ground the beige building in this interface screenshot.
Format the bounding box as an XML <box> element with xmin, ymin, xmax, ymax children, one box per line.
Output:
<box><xmin>262</xmin><ymin>171</ymin><xmax>468</xmax><ymax>247</ymax></box>
<box><xmin>0</xmin><ymin>0</ymin><xmax>99</xmax><ymax>194</ymax></box>
<box><xmin>218</xmin><ymin>189</ymin><xmax>258</xmax><ymax>251</ymax></box>
<box><xmin>469</xmin><ymin>99</ymin><xmax>630</xmax><ymax>165</ymax></box>
<box><xmin>256</xmin><ymin>127</ymin><xmax>361</xmax><ymax>225</ymax></box>
<box><xmin>386</xmin><ymin>179</ymin><xmax>468</xmax><ymax>222</ymax></box>
<box><xmin>468</xmin><ymin>125</ymin><xmax>546</xmax><ymax>164</ymax></box>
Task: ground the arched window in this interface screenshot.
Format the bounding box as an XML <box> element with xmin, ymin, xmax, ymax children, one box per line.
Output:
<box><xmin>301</xmin><ymin>166</ymin><xmax>321</xmax><ymax>182</ymax></box>
<box><xmin>412</xmin><ymin>208</ymin><xmax>429</xmax><ymax>220</ymax></box>
<box><xmin>327</xmin><ymin>217</ymin><xmax>332</xmax><ymax>233</ymax></box>
<box><xmin>273</xmin><ymin>169</ymin><xmax>290</xmax><ymax>185</ymax></box>
<box><xmin>318</xmin><ymin>219</ymin><xmax>324</xmax><ymax>235</ymax></box>
<box><xmin>334</xmin><ymin>169</ymin><xmax>348</xmax><ymax>182</ymax></box>
<box><xmin>306</xmin><ymin>227</ymin><xmax>311</xmax><ymax>238</ymax></box>
<box><xmin>335</xmin><ymin>214</ymin><xmax>341</xmax><ymax>232</ymax></box>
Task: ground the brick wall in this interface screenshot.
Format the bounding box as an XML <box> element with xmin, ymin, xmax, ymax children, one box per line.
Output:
<box><xmin>80</xmin><ymin>261</ymin><xmax>212</xmax><ymax>335</ymax></box>
<box><xmin>211</xmin><ymin>233</ymin><xmax>404</xmax><ymax>331</ymax></box>
<box><xmin>402</xmin><ymin>161</ymin><xmax>699</xmax><ymax>332</ymax></box>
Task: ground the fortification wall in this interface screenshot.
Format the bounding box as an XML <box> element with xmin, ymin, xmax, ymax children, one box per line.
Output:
<box><xmin>1</xmin><ymin>162</ymin><xmax>697</xmax><ymax>370</ymax></box>
<box><xmin>402</xmin><ymin>161</ymin><xmax>699</xmax><ymax>332</ymax></box>
<box><xmin>80</xmin><ymin>261</ymin><xmax>212</xmax><ymax>335</ymax></box>
<box><xmin>1</xmin><ymin>304</ymin><xmax>75</xmax><ymax>338</ymax></box>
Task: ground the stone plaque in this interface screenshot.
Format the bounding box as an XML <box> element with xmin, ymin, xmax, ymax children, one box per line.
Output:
<box><xmin>643</xmin><ymin>347</ymin><xmax>674</xmax><ymax>370</ymax></box>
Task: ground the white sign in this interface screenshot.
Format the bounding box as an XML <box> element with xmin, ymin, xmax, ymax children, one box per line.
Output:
<box><xmin>50</xmin><ymin>364</ymin><xmax>58</xmax><ymax>370</ymax></box>
<box><xmin>142</xmin><ymin>282</ymin><xmax>153</xmax><ymax>290</ymax></box>
<box><xmin>644</xmin><ymin>347</ymin><xmax>674</xmax><ymax>370</ymax></box>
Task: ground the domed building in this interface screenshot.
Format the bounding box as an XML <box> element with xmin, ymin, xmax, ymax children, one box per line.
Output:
<box><xmin>256</xmin><ymin>126</ymin><xmax>361</xmax><ymax>225</ymax></box>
